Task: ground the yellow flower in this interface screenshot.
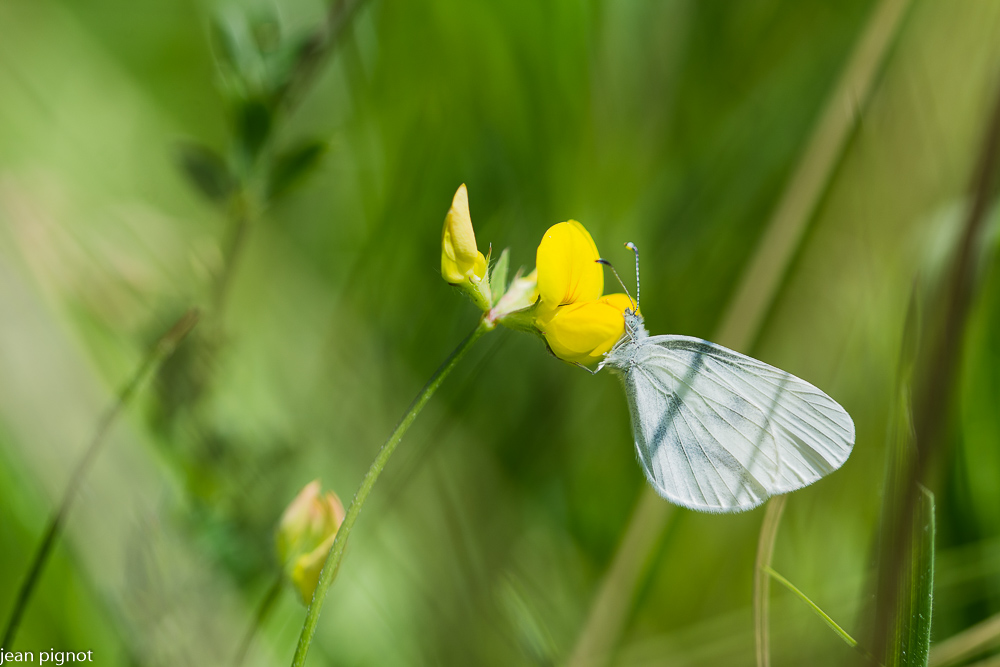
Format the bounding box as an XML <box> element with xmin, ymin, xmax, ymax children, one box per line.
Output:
<box><xmin>537</xmin><ymin>294</ymin><xmax>634</xmax><ymax>364</ymax></box>
<box><xmin>276</xmin><ymin>480</ymin><xmax>346</xmax><ymax>604</ymax></box>
<box><xmin>441</xmin><ymin>184</ymin><xmax>491</xmax><ymax>310</ymax></box>
<box><xmin>534</xmin><ymin>221</ymin><xmax>632</xmax><ymax>365</ymax></box>
<box><xmin>434</xmin><ymin>191</ymin><xmax>628</xmax><ymax>360</ymax></box>
<box><xmin>536</xmin><ymin>220</ymin><xmax>604</xmax><ymax>308</ymax></box>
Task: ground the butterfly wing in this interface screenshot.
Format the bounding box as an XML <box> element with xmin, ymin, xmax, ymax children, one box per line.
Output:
<box><xmin>616</xmin><ymin>335</ymin><xmax>855</xmax><ymax>513</ymax></box>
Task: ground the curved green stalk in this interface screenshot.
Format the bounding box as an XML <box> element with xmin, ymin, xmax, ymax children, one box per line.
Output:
<box><xmin>290</xmin><ymin>319</ymin><xmax>492</xmax><ymax>666</ymax></box>
<box><xmin>754</xmin><ymin>496</ymin><xmax>787</xmax><ymax>667</ymax></box>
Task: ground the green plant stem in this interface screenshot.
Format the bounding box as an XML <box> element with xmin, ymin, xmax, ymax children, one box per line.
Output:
<box><xmin>233</xmin><ymin>573</ymin><xmax>284</xmax><ymax>667</ymax></box>
<box><xmin>0</xmin><ymin>308</ymin><xmax>200</xmax><ymax>648</ymax></box>
<box><xmin>213</xmin><ymin>205</ymin><xmax>253</xmax><ymax>317</ymax></box>
<box><xmin>290</xmin><ymin>319</ymin><xmax>492</xmax><ymax>667</ymax></box>
<box><xmin>282</xmin><ymin>0</ymin><xmax>370</xmax><ymax>113</ymax></box>
<box><xmin>754</xmin><ymin>496</ymin><xmax>787</xmax><ymax>667</ymax></box>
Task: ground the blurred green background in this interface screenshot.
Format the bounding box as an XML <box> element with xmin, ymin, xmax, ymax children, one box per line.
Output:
<box><xmin>2</xmin><ymin>0</ymin><xmax>1000</xmax><ymax>665</ymax></box>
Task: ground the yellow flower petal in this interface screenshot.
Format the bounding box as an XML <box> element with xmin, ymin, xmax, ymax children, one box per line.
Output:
<box><xmin>536</xmin><ymin>221</ymin><xmax>603</xmax><ymax>308</ymax></box>
<box><xmin>537</xmin><ymin>293</ymin><xmax>631</xmax><ymax>365</ymax></box>
<box><xmin>441</xmin><ymin>184</ymin><xmax>485</xmax><ymax>284</ymax></box>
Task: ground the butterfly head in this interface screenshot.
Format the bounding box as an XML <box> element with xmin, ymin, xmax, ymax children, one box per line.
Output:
<box><xmin>623</xmin><ymin>308</ymin><xmax>648</xmax><ymax>341</ymax></box>
<box><xmin>620</xmin><ymin>242</ymin><xmax>647</xmax><ymax>341</ymax></box>
<box><xmin>596</xmin><ymin>242</ymin><xmax>649</xmax><ymax>346</ymax></box>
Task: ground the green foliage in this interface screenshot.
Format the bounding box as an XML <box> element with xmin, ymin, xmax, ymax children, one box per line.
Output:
<box><xmin>489</xmin><ymin>247</ymin><xmax>510</xmax><ymax>305</ymax></box>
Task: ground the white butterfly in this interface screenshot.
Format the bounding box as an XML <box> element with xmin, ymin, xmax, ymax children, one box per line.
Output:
<box><xmin>597</xmin><ymin>247</ymin><xmax>855</xmax><ymax>513</ymax></box>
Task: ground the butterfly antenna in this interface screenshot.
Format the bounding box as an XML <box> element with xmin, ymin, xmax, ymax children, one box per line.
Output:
<box><xmin>595</xmin><ymin>259</ymin><xmax>635</xmax><ymax>311</ymax></box>
<box><xmin>625</xmin><ymin>242</ymin><xmax>640</xmax><ymax>309</ymax></box>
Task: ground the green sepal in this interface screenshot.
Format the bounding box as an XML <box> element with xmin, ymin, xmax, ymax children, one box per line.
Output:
<box><xmin>497</xmin><ymin>302</ymin><xmax>540</xmax><ymax>335</ymax></box>
<box><xmin>461</xmin><ymin>277</ymin><xmax>492</xmax><ymax>313</ymax></box>
<box><xmin>490</xmin><ymin>248</ymin><xmax>510</xmax><ymax>306</ymax></box>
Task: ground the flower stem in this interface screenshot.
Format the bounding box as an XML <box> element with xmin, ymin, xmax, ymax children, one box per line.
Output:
<box><xmin>753</xmin><ymin>495</ymin><xmax>787</xmax><ymax>667</ymax></box>
<box><xmin>1</xmin><ymin>308</ymin><xmax>200</xmax><ymax>648</ymax></box>
<box><xmin>290</xmin><ymin>319</ymin><xmax>492</xmax><ymax>667</ymax></box>
<box><xmin>213</xmin><ymin>206</ymin><xmax>252</xmax><ymax>317</ymax></box>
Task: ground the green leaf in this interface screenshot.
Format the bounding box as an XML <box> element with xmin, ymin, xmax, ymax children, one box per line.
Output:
<box><xmin>883</xmin><ymin>486</ymin><xmax>936</xmax><ymax>667</ymax></box>
<box><xmin>176</xmin><ymin>142</ymin><xmax>234</xmax><ymax>203</ymax></box>
<box><xmin>490</xmin><ymin>248</ymin><xmax>510</xmax><ymax>305</ymax></box>
<box><xmin>893</xmin><ymin>487</ymin><xmax>935</xmax><ymax>667</ymax></box>
<box><xmin>209</xmin><ymin>12</ymin><xmax>243</xmax><ymax>73</ymax></box>
<box><xmin>236</xmin><ymin>98</ymin><xmax>272</xmax><ymax>164</ymax></box>
<box><xmin>267</xmin><ymin>140</ymin><xmax>327</xmax><ymax>200</ymax></box>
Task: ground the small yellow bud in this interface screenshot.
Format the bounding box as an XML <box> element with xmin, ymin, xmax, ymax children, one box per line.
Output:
<box><xmin>441</xmin><ymin>184</ymin><xmax>491</xmax><ymax>310</ymax></box>
<box><xmin>276</xmin><ymin>480</ymin><xmax>346</xmax><ymax>604</ymax></box>
<box><xmin>441</xmin><ymin>184</ymin><xmax>487</xmax><ymax>283</ymax></box>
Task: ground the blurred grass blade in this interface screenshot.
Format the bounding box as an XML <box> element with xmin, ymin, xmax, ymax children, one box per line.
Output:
<box><xmin>764</xmin><ymin>567</ymin><xmax>858</xmax><ymax>649</ymax></box>
<box><xmin>887</xmin><ymin>487</ymin><xmax>935</xmax><ymax>667</ymax></box>
<box><xmin>497</xmin><ymin>574</ymin><xmax>557</xmax><ymax>665</ymax></box>
<box><xmin>714</xmin><ymin>0</ymin><xmax>914</xmax><ymax>348</ymax></box>
<box><xmin>930</xmin><ymin>612</ymin><xmax>1000</xmax><ymax>666</ymax></box>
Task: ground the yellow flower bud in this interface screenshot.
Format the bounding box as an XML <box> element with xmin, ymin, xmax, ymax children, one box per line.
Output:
<box><xmin>441</xmin><ymin>185</ymin><xmax>487</xmax><ymax>283</ymax></box>
<box><xmin>276</xmin><ymin>480</ymin><xmax>346</xmax><ymax>604</ymax></box>
<box><xmin>441</xmin><ymin>184</ymin><xmax>491</xmax><ymax>310</ymax></box>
